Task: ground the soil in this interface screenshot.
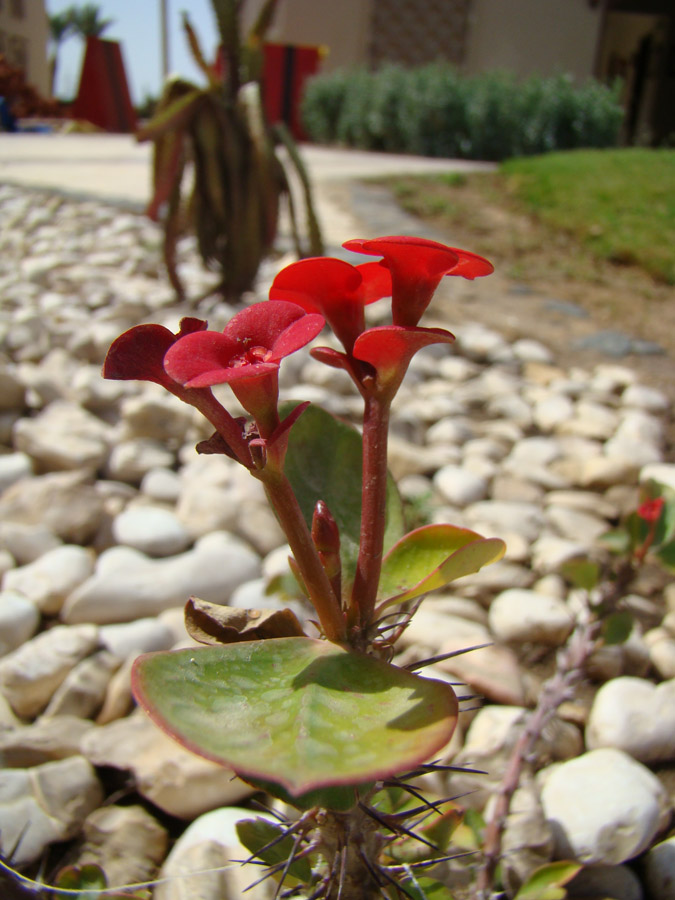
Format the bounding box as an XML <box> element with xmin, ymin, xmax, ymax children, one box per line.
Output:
<box><xmin>336</xmin><ymin>178</ymin><xmax>675</xmax><ymax>456</ymax></box>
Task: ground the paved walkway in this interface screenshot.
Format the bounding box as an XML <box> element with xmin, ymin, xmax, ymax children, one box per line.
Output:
<box><xmin>0</xmin><ymin>133</ymin><xmax>495</xmax><ymax>245</ymax></box>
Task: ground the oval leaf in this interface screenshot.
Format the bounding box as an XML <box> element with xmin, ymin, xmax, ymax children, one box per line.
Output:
<box><xmin>514</xmin><ymin>861</ymin><xmax>582</xmax><ymax>900</ymax></box>
<box><xmin>377</xmin><ymin>524</ymin><xmax>506</xmax><ymax>610</ymax></box>
<box><xmin>132</xmin><ymin>637</ymin><xmax>458</xmax><ymax>798</ymax></box>
<box><xmin>282</xmin><ymin>403</ymin><xmax>404</xmax><ymax>595</ymax></box>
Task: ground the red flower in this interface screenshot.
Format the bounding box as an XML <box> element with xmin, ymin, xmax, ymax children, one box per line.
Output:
<box><xmin>637</xmin><ymin>497</ymin><xmax>665</xmax><ymax>524</ymax></box>
<box><xmin>269</xmin><ymin>257</ymin><xmax>391</xmax><ymax>352</ymax></box>
<box><xmin>103</xmin><ymin>317</ymin><xmax>256</xmax><ymax>467</ymax></box>
<box><xmin>343</xmin><ymin>235</ymin><xmax>493</xmax><ymax>327</ymax></box>
<box><xmin>103</xmin><ymin>317</ymin><xmax>207</xmax><ymax>393</ymax></box>
<box><xmin>163</xmin><ymin>301</ymin><xmax>324</xmax><ymax>435</ymax></box>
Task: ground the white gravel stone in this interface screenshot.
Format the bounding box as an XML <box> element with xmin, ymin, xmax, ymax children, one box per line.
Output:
<box><xmin>13</xmin><ymin>400</ymin><xmax>113</xmax><ymax>472</ymax></box>
<box><xmin>0</xmin><ymin>623</ymin><xmax>99</xmax><ymax>718</ymax></box>
<box><xmin>62</xmin><ymin>532</ymin><xmax>260</xmax><ymax>624</ymax></box>
<box><xmin>0</xmin><ymin>451</ymin><xmax>33</xmax><ymax>493</ymax></box>
<box><xmin>99</xmin><ymin>617</ymin><xmax>176</xmax><ymax>657</ymax></box>
<box><xmin>586</xmin><ymin>676</ymin><xmax>675</xmax><ymax>763</ymax></box>
<box><xmin>112</xmin><ymin>505</ymin><xmax>192</xmax><ymax>557</ymax></box>
<box><xmin>433</xmin><ymin>465</ymin><xmax>488</xmax><ymax>507</ymax></box>
<box><xmin>488</xmin><ymin>588</ymin><xmax>574</xmax><ymax>645</ymax></box>
<box><xmin>0</xmin><ymin>591</ymin><xmax>40</xmax><ymax>658</ymax></box>
<box><xmin>156</xmin><ymin>806</ymin><xmax>277</xmax><ymax>900</ymax></box>
<box><xmin>642</xmin><ymin>835</ymin><xmax>675</xmax><ymax>900</ymax></box>
<box><xmin>140</xmin><ymin>467</ymin><xmax>182</xmax><ymax>503</ymax></box>
<box><xmin>0</xmin><ymin>755</ymin><xmax>103</xmax><ymax>865</ymax></box>
<box><xmin>539</xmin><ymin>748</ymin><xmax>669</xmax><ymax>864</ymax></box>
<box><xmin>82</xmin><ymin>712</ymin><xmax>253</xmax><ymax>819</ymax></box>
<box><xmin>2</xmin><ymin>544</ymin><xmax>95</xmax><ymax>614</ymax></box>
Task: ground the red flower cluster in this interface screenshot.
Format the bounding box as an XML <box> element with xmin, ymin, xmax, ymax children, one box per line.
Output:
<box><xmin>637</xmin><ymin>496</ymin><xmax>665</xmax><ymax>524</ymax></box>
<box><xmin>104</xmin><ymin>235</ymin><xmax>493</xmax><ymax>457</ymax></box>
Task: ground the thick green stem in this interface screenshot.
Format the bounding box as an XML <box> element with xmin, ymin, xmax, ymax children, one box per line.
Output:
<box><xmin>261</xmin><ymin>469</ymin><xmax>347</xmax><ymax>644</ymax></box>
<box><xmin>351</xmin><ymin>395</ymin><xmax>391</xmax><ymax>633</ymax></box>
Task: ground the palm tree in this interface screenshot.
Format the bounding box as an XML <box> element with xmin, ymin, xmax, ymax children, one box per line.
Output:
<box><xmin>69</xmin><ymin>3</ymin><xmax>114</xmax><ymax>39</ymax></box>
<box><xmin>47</xmin><ymin>8</ymin><xmax>76</xmax><ymax>95</ymax></box>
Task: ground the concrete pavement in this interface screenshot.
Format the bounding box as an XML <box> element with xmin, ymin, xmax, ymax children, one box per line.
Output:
<box><xmin>0</xmin><ymin>133</ymin><xmax>495</xmax><ymax>245</ymax></box>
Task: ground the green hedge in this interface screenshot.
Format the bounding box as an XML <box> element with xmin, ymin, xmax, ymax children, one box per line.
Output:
<box><xmin>300</xmin><ymin>65</ymin><xmax>623</xmax><ymax>161</ymax></box>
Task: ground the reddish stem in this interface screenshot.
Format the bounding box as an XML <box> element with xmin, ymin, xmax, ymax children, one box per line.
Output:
<box><xmin>261</xmin><ymin>468</ymin><xmax>347</xmax><ymax>644</ymax></box>
<box><xmin>350</xmin><ymin>395</ymin><xmax>391</xmax><ymax>633</ymax></box>
<box><xmin>190</xmin><ymin>389</ymin><xmax>253</xmax><ymax>468</ymax></box>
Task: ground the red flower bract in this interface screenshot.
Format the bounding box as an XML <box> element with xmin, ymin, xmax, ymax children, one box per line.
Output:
<box><xmin>343</xmin><ymin>235</ymin><xmax>493</xmax><ymax>327</ymax></box>
<box><xmin>163</xmin><ymin>301</ymin><xmax>324</xmax><ymax>434</ymax></box>
<box><xmin>269</xmin><ymin>257</ymin><xmax>391</xmax><ymax>352</ymax></box>
<box><xmin>637</xmin><ymin>496</ymin><xmax>665</xmax><ymax>524</ymax></box>
<box><xmin>353</xmin><ymin>325</ymin><xmax>455</xmax><ymax>398</ymax></box>
<box><xmin>103</xmin><ymin>317</ymin><xmax>207</xmax><ymax>392</ymax></box>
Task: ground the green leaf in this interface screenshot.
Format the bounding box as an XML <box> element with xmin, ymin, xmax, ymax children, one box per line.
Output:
<box><xmin>513</xmin><ymin>860</ymin><xmax>582</xmax><ymax>900</ymax></box>
<box><xmin>236</xmin><ymin>818</ymin><xmax>313</xmax><ymax>883</ymax></box>
<box><xmin>377</xmin><ymin>524</ymin><xmax>505</xmax><ymax>610</ymax></box>
<box><xmin>132</xmin><ymin>637</ymin><xmax>457</xmax><ymax>799</ymax></box>
<box><xmin>52</xmin><ymin>864</ymin><xmax>150</xmax><ymax>899</ymax></box>
<box><xmin>241</xmin><ymin>774</ymin><xmax>373</xmax><ymax>812</ymax></box>
<box><xmin>559</xmin><ymin>558</ymin><xmax>601</xmax><ymax>591</ymax></box>
<box><xmin>602</xmin><ymin>611</ymin><xmax>634</xmax><ymax>645</ymax></box>
<box><xmin>597</xmin><ymin>529</ymin><xmax>631</xmax><ymax>555</ymax></box>
<box><xmin>282</xmin><ymin>403</ymin><xmax>404</xmax><ymax>595</ymax></box>
<box><xmin>136</xmin><ymin>86</ymin><xmax>204</xmax><ymax>142</ymax></box>
<box><xmin>656</xmin><ymin>539</ymin><xmax>675</xmax><ymax>572</ymax></box>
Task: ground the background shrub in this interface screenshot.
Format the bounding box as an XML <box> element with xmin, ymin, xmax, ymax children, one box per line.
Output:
<box><xmin>300</xmin><ymin>65</ymin><xmax>624</xmax><ymax>161</ymax></box>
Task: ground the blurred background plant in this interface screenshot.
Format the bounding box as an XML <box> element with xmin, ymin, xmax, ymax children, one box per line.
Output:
<box><xmin>138</xmin><ymin>0</ymin><xmax>323</xmax><ymax>303</ymax></box>
<box><xmin>301</xmin><ymin>64</ymin><xmax>624</xmax><ymax>162</ymax></box>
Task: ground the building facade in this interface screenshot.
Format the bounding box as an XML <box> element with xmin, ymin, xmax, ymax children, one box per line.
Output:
<box><xmin>243</xmin><ymin>0</ymin><xmax>675</xmax><ymax>144</ymax></box>
<box><xmin>0</xmin><ymin>0</ymin><xmax>50</xmax><ymax>97</ymax></box>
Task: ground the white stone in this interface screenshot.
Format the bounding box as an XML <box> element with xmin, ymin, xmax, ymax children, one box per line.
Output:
<box><xmin>82</xmin><ymin>712</ymin><xmax>253</xmax><ymax>819</ymax></box>
<box><xmin>622</xmin><ymin>383</ymin><xmax>669</xmax><ymax>412</ymax></box>
<box><xmin>0</xmin><ymin>452</ymin><xmax>33</xmax><ymax>493</ymax></box>
<box><xmin>140</xmin><ymin>467</ymin><xmax>182</xmax><ymax>503</ymax></box>
<box><xmin>112</xmin><ymin>505</ymin><xmax>192</xmax><ymax>557</ymax></box>
<box><xmin>43</xmin><ymin>650</ymin><xmax>121</xmax><ymax>719</ymax></box>
<box><xmin>642</xmin><ymin>835</ymin><xmax>675</xmax><ymax>900</ymax></box>
<box><xmin>99</xmin><ymin>617</ymin><xmax>176</xmax><ymax>657</ymax></box>
<box><xmin>640</xmin><ymin>463</ymin><xmax>675</xmax><ymax>493</ymax></box>
<box><xmin>13</xmin><ymin>401</ymin><xmax>112</xmax><ymax>471</ymax></box>
<box><xmin>433</xmin><ymin>465</ymin><xmax>488</xmax><ymax>507</ymax></box>
<box><xmin>0</xmin><ymin>623</ymin><xmax>99</xmax><ymax>718</ymax></box>
<box><xmin>545</xmin><ymin>505</ymin><xmax>609</xmax><ymax>544</ymax></box>
<box><xmin>533</xmin><ymin>394</ymin><xmax>574</xmax><ymax>432</ymax></box>
<box><xmin>106</xmin><ymin>438</ymin><xmax>176</xmax><ymax>484</ymax></box>
<box><xmin>2</xmin><ymin>544</ymin><xmax>95</xmax><ymax>614</ymax></box>
<box><xmin>0</xmin><ymin>755</ymin><xmax>103</xmax><ymax>865</ymax></box>
<box><xmin>512</xmin><ymin>338</ymin><xmax>553</xmax><ymax>364</ymax></box>
<box><xmin>0</xmin><ymin>591</ymin><xmax>40</xmax><ymax>657</ymax></box>
<box><xmin>120</xmin><ymin>392</ymin><xmax>194</xmax><ymax>442</ymax></box>
<box><xmin>62</xmin><ymin>532</ymin><xmax>260</xmax><ymax>624</ymax></box>
<box><xmin>539</xmin><ymin>748</ymin><xmax>669</xmax><ymax>864</ymax></box>
<box><xmin>464</xmin><ymin>500</ymin><xmax>545</xmax><ymax>543</ymax></box>
<box><xmin>0</xmin><ymin>520</ymin><xmax>62</xmax><ymax>565</ymax></box>
<box><xmin>0</xmin><ymin>470</ymin><xmax>106</xmax><ymax>544</ymax></box>
<box><xmin>586</xmin><ymin>677</ymin><xmax>675</xmax><ymax>763</ymax></box>
<box><xmin>489</xmin><ymin>588</ymin><xmax>574</xmax><ymax>646</ymax></box>
<box><xmin>156</xmin><ymin>806</ymin><xmax>277</xmax><ymax>900</ymax></box>
<box><xmin>76</xmin><ymin>804</ymin><xmax>168</xmax><ymax>888</ymax></box>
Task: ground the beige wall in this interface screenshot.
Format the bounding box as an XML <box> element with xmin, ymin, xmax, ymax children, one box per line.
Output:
<box><xmin>0</xmin><ymin>0</ymin><xmax>49</xmax><ymax>96</ymax></box>
<box><xmin>463</xmin><ymin>0</ymin><xmax>602</xmax><ymax>81</ymax></box>
<box><xmin>242</xmin><ymin>0</ymin><xmax>374</xmax><ymax>72</ymax></box>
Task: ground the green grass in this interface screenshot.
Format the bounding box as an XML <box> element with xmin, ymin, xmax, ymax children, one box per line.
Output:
<box><xmin>502</xmin><ymin>148</ymin><xmax>675</xmax><ymax>284</ymax></box>
<box><xmin>386</xmin><ymin>148</ymin><xmax>675</xmax><ymax>285</ymax></box>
